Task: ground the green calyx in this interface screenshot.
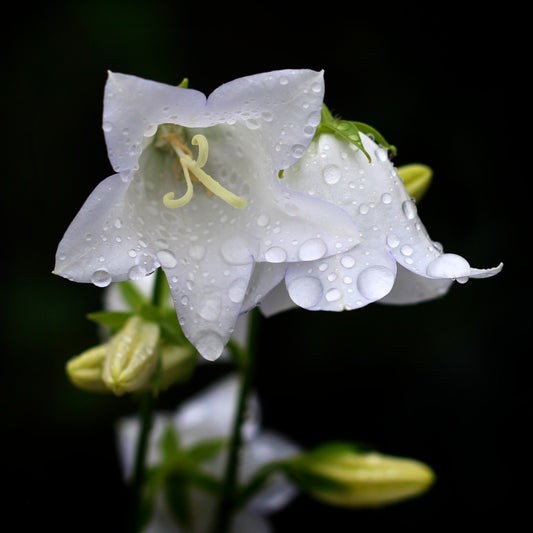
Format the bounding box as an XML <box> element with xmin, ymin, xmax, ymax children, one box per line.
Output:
<box><xmin>316</xmin><ymin>104</ymin><xmax>397</xmax><ymax>162</ymax></box>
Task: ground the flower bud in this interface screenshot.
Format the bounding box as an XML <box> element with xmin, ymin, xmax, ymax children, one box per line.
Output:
<box><xmin>102</xmin><ymin>315</ymin><xmax>160</xmax><ymax>395</ymax></box>
<box><xmin>66</xmin><ymin>344</ymin><xmax>109</xmax><ymax>393</ymax></box>
<box><xmin>286</xmin><ymin>445</ymin><xmax>435</xmax><ymax>508</ymax></box>
<box><xmin>397</xmin><ymin>163</ymin><xmax>433</xmax><ymax>202</ymax></box>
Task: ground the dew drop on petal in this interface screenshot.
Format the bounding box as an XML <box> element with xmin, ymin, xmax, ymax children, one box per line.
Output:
<box><xmin>287</xmin><ymin>276</ymin><xmax>323</xmax><ymax>309</ymax></box>
<box><xmin>357</xmin><ymin>266</ymin><xmax>395</xmax><ymax>301</ymax></box>
<box><xmin>156</xmin><ymin>250</ymin><xmax>177</xmax><ymax>268</ymax></box>
<box><xmin>375</xmin><ymin>147</ymin><xmax>388</xmax><ymax>161</ymax></box>
<box><xmin>298</xmin><ymin>238</ymin><xmax>327</xmax><ymax>261</ymax></box>
<box><xmin>128</xmin><ymin>265</ymin><xmax>147</xmax><ymax>280</ymax></box>
<box><xmin>189</xmin><ymin>245</ymin><xmax>206</xmax><ymax>261</ymax></box>
<box><xmin>265</xmin><ymin>246</ymin><xmax>287</xmax><ymax>263</ymax></box>
<box><xmin>325</xmin><ymin>288</ymin><xmax>341</xmax><ymax>302</ymax></box>
<box><xmin>323</xmin><ymin>164</ymin><xmax>342</xmax><ymax>185</ymax></box>
<box><xmin>381</xmin><ymin>193</ymin><xmax>392</xmax><ymax>204</ymax></box>
<box><xmin>198</xmin><ymin>295</ymin><xmax>222</xmax><ymax>321</ymax></box>
<box><xmin>256</xmin><ymin>213</ymin><xmax>270</xmax><ymax>227</ymax></box>
<box><xmin>228</xmin><ymin>278</ymin><xmax>248</xmax><ymax>303</ymax></box>
<box><xmin>386</xmin><ymin>234</ymin><xmax>400</xmax><ymax>249</ymax></box>
<box><xmin>400</xmin><ymin>245</ymin><xmax>414</xmax><ymax>257</ymax></box>
<box><xmin>196</xmin><ymin>331</ymin><xmax>224</xmax><ymax>361</ymax></box>
<box><xmin>426</xmin><ymin>253</ymin><xmax>471</xmax><ymax>279</ymax></box>
<box><xmin>102</xmin><ymin>122</ymin><xmax>113</xmax><ymax>132</ymax></box>
<box><xmin>91</xmin><ymin>269</ymin><xmax>112</xmax><ymax>288</ymax></box>
<box><xmin>221</xmin><ymin>238</ymin><xmax>252</xmax><ymax>265</ymax></box>
<box><xmin>402</xmin><ymin>199</ymin><xmax>418</xmax><ymax>220</ymax></box>
<box><xmin>291</xmin><ymin>144</ymin><xmax>306</xmax><ymax>158</ymax></box>
<box><xmin>340</xmin><ymin>255</ymin><xmax>355</xmax><ymax>269</ymax></box>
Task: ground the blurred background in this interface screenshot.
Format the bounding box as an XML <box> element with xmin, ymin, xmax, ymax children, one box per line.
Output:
<box><xmin>2</xmin><ymin>1</ymin><xmax>527</xmax><ymax>530</ymax></box>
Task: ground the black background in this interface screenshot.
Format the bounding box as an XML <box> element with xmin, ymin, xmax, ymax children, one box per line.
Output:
<box><xmin>2</xmin><ymin>1</ymin><xmax>527</xmax><ymax>531</ymax></box>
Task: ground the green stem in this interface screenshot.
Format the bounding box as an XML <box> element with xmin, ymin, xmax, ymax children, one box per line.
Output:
<box><xmin>131</xmin><ymin>268</ymin><xmax>165</xmax><ymax>531</ymax></box>
<box><xmin>212</xmin><ymin>309</ymin><xmax>260</xmax><ymax>533</ymax></box>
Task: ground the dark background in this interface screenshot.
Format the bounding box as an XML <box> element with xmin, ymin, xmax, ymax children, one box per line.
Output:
<box><xmin>2</xmin><ymin>1</ymin><xmax>527</xmax><ymax>531</ymax></box>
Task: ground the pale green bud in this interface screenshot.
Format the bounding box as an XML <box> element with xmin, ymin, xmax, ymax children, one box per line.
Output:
<box><xmin>102</xmin><ymin>315</ymin><xmax>160</xmax><ymax>396</ymax></box>
<box><xmin>66</xmin><ymin>344</ymin><xmax>110</xmax><ymax>393</ymax></box>
<box><xmin>287</xmin><ymin>445</ymin><xmax>435</xmax><ymax>508</ymax></box>
<box><xmin>398</xmin><ymin>163</ymin><xmax>433</xmax><ymax>202</ymax></box>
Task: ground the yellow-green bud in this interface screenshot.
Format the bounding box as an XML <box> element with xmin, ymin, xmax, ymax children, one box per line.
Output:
<box><xmin>289</xmin><ymin>446</ymin><xmax>435</xmax><ymax>508</ymax></box>
<box><xmin>102</xmin><ymin>315</ymin><xmax>160</xmax><ymax>395</ymax></box>
<box><xmin>66</xmin><ymin>344</ymin><xmax>109</xmax><ymax>393</ymax></box>
<box><xmin>398</xmin><ymin>163</ymin><xmax>433</xmax><ymax>202</ymax></box>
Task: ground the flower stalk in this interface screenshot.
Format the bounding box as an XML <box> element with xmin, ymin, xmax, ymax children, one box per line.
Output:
<box><xmin>212</xmin><ymin>308</ymin><xmax>260</xmax><ymax>533</ymax></box>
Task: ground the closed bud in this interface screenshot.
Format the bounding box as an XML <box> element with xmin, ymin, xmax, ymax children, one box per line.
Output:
<box><xmin>397</xmin><ymin>163</ymin><xmax>433</xmax><ymax>202</ymax></box>
<box><xmin>286</xmin><ymin>444</ymin><xmax>435</xmax><ymax>508</ymax></box>
<box><xmin>66</xmin><ymin>344</ymin><xmax>109</xmax><ymax>393</ymax></box>
<box><xmin>102</xmin><ymin>315</ymin><xmax>160</xmax><ymax>395</ymax></box>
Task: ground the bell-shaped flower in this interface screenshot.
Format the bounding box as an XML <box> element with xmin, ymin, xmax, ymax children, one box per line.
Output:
<box><xmin>53</xmin><ymin>70</ymin><xmax>359</xmax><ymax>361</ymax></box>
<box><xmin>117</xmin><ymin>375</ymin><xmax>300</xmax><ymax>533</ymax></box>
<box><xmin>255</xmin><ymin>132</ymin><xmax>502</xmax><ymax>313</ymax></box>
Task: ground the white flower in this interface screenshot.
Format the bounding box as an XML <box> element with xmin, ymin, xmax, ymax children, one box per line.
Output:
<box><xmin>117</xmin><ymin>375</ymin><xmax>300</xmax><ymax>533</ymax></box>
<box><xmin>255</xmin><ymin>132</ymin><xmax>502</xmax><ymax>313</ymax></box>
<box><xmin>54</xmin><ymin>70</ymin><xmax>359</xmax><ymax>360</ymax></box>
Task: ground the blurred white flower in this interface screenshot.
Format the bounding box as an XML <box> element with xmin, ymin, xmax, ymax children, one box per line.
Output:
<box><xmin>117</xmin><ymin>375</ymin><xmax>299</xmax><ymax>533</ymax></box>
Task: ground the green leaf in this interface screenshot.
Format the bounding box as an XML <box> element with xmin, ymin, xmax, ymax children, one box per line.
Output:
<box><xmin>118</xmin><ymin>280</ymin><xmax>147</xmax><ymax>311</ymax></box>
<box><xmin>352</xmin><ymin>121</ymin><xmax>397</xmax><ymax>156</ymax></box>
<box><xmin>86</xmin><ymin>311</ymin><xmax>134</xmax><ymax>332</ymax></box>
<box><xmin>317</xmin><ymin>104</ymin><xmax>396</xmax><ymax>162</ymax></box>
<box><xmin>165</xmin><ymin>473</ymin><xmax>192</xmax><ymax>528</ymax></box>
<box><xmin>186</xmin><ymin>438</ymin><xmax>228</xmax><ymax>463</ymax></box>
<box><xmin>160</xmin><ymin>424</ymin><xmax>181</xmax><ymax>461</ymax></box>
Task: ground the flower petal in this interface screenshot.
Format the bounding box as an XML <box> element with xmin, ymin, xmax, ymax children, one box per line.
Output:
<box><xmin>173</xmin><ymin>374</ymin><xmax>260</xmax><ymax>447</ymax></box>
<box><xmin>54</xmin><ymin>173</ymin><xmax>158</xmax><ymax>286</ymax></box>
<box><xmin>207</xmin><ymin>69</ymin><xmax>325</xmax><ymax>169</ymax></box>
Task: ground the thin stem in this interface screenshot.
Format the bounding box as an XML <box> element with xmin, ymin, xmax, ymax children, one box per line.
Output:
<box><xmin>212</xmin><ymin>309</ymin><xmax>260</xmax><ymax>533</ymax></box>
<box><xmin>131</xmin><ymin>268</ymin><xmax>165</xmax><ymax>531</ymax></box>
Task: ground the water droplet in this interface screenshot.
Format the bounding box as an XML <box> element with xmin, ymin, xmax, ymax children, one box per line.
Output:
<box><xmin>180</xmin><ymin>295</ymin><xmax>189</xmax><ymax>306</ymax></box>
<box><xmin>256</xmin><ymin>213</ymin><xmax>270</xmax><ymax>227</ymax></box>
<box><xmin>128</xmin><ymin>265</ymin><xmax>147</xmax><ymax>280</ymax></box>
<box><xmin>198</xmin><ymin>295</ymin><xmax>221</xmax><ymax>321</ymax></box>
<box><xmin>279</xmin><ymin>76</ymin><xmax>289</xmax><ymax>85</ymax></box>
<box><xmin>381</xmin><ymin>193</ymin><xmax>392</xmax><ymax>204</ymax></box>
<box><xmin>189</xmin><ymin>244</ymin><xmax>206</xmax><ymax>261</ymax></box>
<box><xmin>323</xmin><ymin>164</ymin><xmax>342</xmax><ymax>185</ymax></box>
<box><xmin>325</xmin><ymin>288</ymin><xmax>341</xmax><ymax>302</ymax></box>
<box><xmin>311</xmin><ymin>81</ymin><xmax>322</xmax><ymax>93</ymax></box>
<box><xmin>91</xmin><ymin>269</ymin><xmax>112</xmax><ymax>287</ymax></box>
<box><xmin>426</xmin><ymin>253</ymin><xmax>471</xmax><ymax>279</ymax></box>
<box><xmin>357</xmin><ymin>266</ymin><xmax>395</xmax><ymax>301</ymax></box>
<box><xmin>291</xmin><ymin>144</ymin><xmax>306</xmax><ymax>158</ymax></box>
<box><xmin>102</xmin><ymin>122</ymin><xmax>112</xmax><ymax>132</ymax></box>
<box><xmin>196</xmin><ymin>331</ymin><xmax>224</xmax><ymax>361</ymax></box>
<box><xmin>287</xmin><ymin>276</ymin><xmax>323</xmax><ymax>309</ymax></box>
<box><xmin>228</xmin><ymin>278</ymin><xmax>248</xmax><ymax>303</ymax></box>
<box><xmin>157</xmin><ymin>250</ymin><xmax>177</xmax><ymax>268</ymax></box>
<box><xmin>318</xmin><ymin>262</ymin><xmax>328</xmax><ymax>272</ymax></box>
<box><xmin>221</xmin><ymin>238</ymin><xmax>251</xmax><ymax>265</ymax></box>
<box><xmin>359</xmin><ymin>204</ymin><xmax>370</xmax><ymax>215</ymax></box>
<box><xmin>262</xmin><ymin>111</ymin><xmax>273</xmax><ymax>122</ymax></box>
<box><xmin>402</xmin><ymin>199</ymin><xmax>417</xmax><ymax>220</ymax></box>
<box><xmin>298</xmin><ymin>238</ymin><xmax>327</xmax><ymax>261</ymax></box>
<box><xmin>375</xmin><ymin>147</ymin><xmax>388</xmax><ymax>161</ymax></box>
<box><xmin>265</xmin><ymin>246</ymin><xmax>287</xmax><ymax>263</ymax></box>
<box><xmin>400</xmin><ymin>245</ymin><xmax>414</xmax><ymax>257</ymax></box>
<box><xmin>386</xmin><ymin>234</ymin><xmax>400</xmax><ymax>249</ymax></box>
<box><xmin>144</xmin><ymin>124</ymin><xmax>158</xmax><ymax>137</ymax></box>
<box><xmin>341</xmin><ymin>255</ymin><xmax>355</xmax><ymax>268</ymax></box>
<box><xmin>114</xmin><ymin>218</ymin><xmax>123</xmax><ymax>229</ymax></box>
<box><xmin>128</xmin><ymin>249</ymin><xmax>137</xmax><ymax>258</ymax></box>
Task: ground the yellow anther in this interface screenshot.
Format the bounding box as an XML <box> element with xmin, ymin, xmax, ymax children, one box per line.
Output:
<box><xmin>162</xmin><ymin>133</ymin><xmax>247</xmax><ymax>210</ymax></box>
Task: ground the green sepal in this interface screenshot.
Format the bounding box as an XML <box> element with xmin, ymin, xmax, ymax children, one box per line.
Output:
<box><xmin>177</xmin><ymin>78</ymin><xmax>189</xmax><ymax>89</ymax></box>
<box><xmin>317</xmin><ymin>104</ymin><xmax>396</xmax><ymax>162</ymax></box>
<box><xmin>186</xmin><ymin>438</ymin><xmax>228</xmax><ymax>463</ymax></box>
<box><xmin>165</xmin><ymin>472</ymin><xmax>192</xmax><ymax>529</ymax></box>
<box><xmin>86</xmin><ymin>310</ymin><xmax>134</xmax><ymax>332</ymax></box>
<box><xmin>118</xmin><ymin>280</ymin><xmax>147</xmax><ymax>311</ymax></box>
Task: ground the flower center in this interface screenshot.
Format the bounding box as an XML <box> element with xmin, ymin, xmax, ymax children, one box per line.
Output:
<box><xmin>157</xmin><ymin>128</ymin><xmax>247</xmax><ymax>210</ymax></box>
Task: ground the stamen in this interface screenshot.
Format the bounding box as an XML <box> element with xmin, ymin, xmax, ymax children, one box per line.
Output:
<box><xmin>162</xmin><ymin>133</ymin><xmax>247</xmax><ymax>210</ymax></box>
